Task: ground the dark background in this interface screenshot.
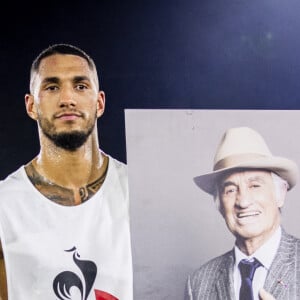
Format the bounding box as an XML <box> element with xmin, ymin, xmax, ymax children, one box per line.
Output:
<box><xmin>1</xmin><ymin>0</ymin><xmax>300</xmax><ymax>179</ymax></box>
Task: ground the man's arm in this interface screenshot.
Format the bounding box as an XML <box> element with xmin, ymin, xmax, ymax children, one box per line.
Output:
<box><xmin>0</xmin><ymin>241</ymin><xmax>7</xmax><ymax>300</ymax></box>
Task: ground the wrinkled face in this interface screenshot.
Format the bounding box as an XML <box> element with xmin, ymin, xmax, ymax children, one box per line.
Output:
<box><xmin>218</xmin><ymin>170</ymin><xmax>285</xmax><ymax>244</ymax></box>
<box><xmin>25</xmin><ymin>54</ymin><xmax>105</xmax><ymax>150</ymax></box>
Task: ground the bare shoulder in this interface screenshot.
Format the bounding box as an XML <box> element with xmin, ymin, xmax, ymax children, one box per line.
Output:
<box><xmin>0</xmin><ymin>239</ymin><xmax>6</xmax><ymax>300</ymax></box>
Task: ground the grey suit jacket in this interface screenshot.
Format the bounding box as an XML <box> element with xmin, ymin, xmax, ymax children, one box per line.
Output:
<box><xmin>185</xmin><ymin>229</ymin><xmax>300</xmax><ymax>300</ymax></box>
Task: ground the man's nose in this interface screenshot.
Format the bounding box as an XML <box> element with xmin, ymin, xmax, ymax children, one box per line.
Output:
<box><xmin>235</xmin><ymin>188</ymin><xmax>252</xmax><ymax>208</ymax></box>
<box><xmin>58</xmin><ymin>87</ymin><xmax>76</xmax><ymax>107</ymax></box>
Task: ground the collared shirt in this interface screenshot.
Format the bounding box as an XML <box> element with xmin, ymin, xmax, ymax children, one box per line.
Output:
<box><xmin>233</xmin><ymin>226</ymin><xmax>282</xmax><ymax>300</ymax></box>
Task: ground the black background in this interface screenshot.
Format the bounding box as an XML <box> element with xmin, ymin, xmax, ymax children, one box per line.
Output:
<box><xmin>1</xmin><ymin>0</ymin><xmax>300</xmax><ymax>179</ymax></box>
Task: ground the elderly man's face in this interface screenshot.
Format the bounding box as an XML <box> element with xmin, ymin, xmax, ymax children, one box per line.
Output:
<box><xmin>218</xmin><ymin>170</ymin><xmax>285</xmax><ymax>244</ymax></box>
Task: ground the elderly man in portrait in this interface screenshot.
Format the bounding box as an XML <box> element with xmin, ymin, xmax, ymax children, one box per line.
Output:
<box><xmin>185</xmin><ymin>126</ymin><xmax>300</xmax><ymax>300</ymax></box>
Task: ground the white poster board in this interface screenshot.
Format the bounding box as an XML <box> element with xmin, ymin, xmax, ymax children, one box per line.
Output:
<box><xmin>125</xmin><ymin>109</ymin><xmax>300</xmax><ymax>299</ymax></box>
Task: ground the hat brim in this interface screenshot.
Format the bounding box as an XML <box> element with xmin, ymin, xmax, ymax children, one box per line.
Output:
<box><xmin>193</xmin><ymin>156</ymin><xmax>299</xmax><ymax>195</ymax></box>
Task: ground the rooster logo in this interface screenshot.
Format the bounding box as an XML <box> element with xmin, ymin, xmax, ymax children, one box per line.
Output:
<box><xmin>53</xmin><ymin>246</ymin><xmax>97</xmax><ymax>300</ymax></box>
<box><xmin>53</xmin><ymin>247</ymin><xmax>119</xmax><ymax>300</ymax></box>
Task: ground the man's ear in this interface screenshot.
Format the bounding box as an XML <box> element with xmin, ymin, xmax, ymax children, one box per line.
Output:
<box><xmin>25</xmin><ymin>94</ymin><xmax>38</xmax><ymax>120</ymax></box>
<box><xmin>277</xmin><ymin>183</ymin><xmax>287</xmax><ymax>208</ymax></box>
<box><xmin>96</xmin><ymin>91</ymin><xmax>105</xmax><ymax>118</ymax></box>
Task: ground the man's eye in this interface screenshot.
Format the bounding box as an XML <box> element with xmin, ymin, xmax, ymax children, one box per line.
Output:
<box><xmin>75</xmin><ymin>84</ymin><xmax>87</xmax><ymax>90</ymax></box>
<box><xmin>250</xmin><ymin>183</ymin><xmax>261</xmax><ymax>188</ymax></box>
<box><xmin>224</xmin><ymin>187</ymin><xmax>237</xmax><ymax>195</ymax></box>
<box><xmin>45</xmin><ymin>85</ymin><xmax>58</xmax><ymax>91</ymax></box>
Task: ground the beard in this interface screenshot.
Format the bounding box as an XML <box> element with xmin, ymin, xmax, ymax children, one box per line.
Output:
<box><xmin>44</xmin><ymin>130</ymin><xmax>93</xmax><ymax>151</ymax></box>
<box><xmin>37</xmin><ymin>113</ymin><xmax>96</xmax><ymax>151</ymax></box>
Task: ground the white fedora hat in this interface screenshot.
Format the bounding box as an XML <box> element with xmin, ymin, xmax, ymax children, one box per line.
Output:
<box><xmin>194</xmin><ymin>126</ymin><xmax>299</xmax><ymax>195</ymax></box>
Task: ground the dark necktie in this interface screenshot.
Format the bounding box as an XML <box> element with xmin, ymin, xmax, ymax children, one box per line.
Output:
<box><xmin>238</xmin><ymin>258</ymin><xmax>262</xmax><ymax>300</ymax></box>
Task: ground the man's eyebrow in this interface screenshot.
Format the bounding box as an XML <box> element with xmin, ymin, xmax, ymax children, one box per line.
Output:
<box><xmin>73</xmin><ymin>75</ymin><xmax>91</xmax><ymax>83</ymax></box>
<box><xmin>247</xmin><ymin>176</ymin><xmax>265</xmax><ymax>183</ymax></box>
<box><xmin>41</xmin><ymin>76</ymin><xmax>91</xmax><ymax>85</ymax></box>
<box><xmin>219</xmin><ymin>181</ymin><xmax>238</xmax><ymax>190</ymax></box>
<box><xmin>41</xmin><ymin>77</ymin><xmax>60</xmax><ymax>85</ymax></box>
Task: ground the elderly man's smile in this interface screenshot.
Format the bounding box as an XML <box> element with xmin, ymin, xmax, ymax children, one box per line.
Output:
<box><xmin>237</xmin><ymin>211</ymin><xmax>261</xmax><ymax>219</ymax></box>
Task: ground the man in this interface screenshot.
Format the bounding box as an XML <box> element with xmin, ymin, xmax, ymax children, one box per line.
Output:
<box><xmin>185</xmin><ymin>126</ymin><xmax>300</xmax><ymax>300</ymax></box>
<box><xmin>0</xmin><ymin>44</ymin><xmax>132</xmax><ymax>300</ymax></box>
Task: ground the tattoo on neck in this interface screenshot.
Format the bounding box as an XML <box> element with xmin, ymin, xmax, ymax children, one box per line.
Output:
<box><xmin>79</xmin><ymin>172</ymin><xmax>107</xmax><ymax>202</ymax></box>
<box><xmin>24</xmin><ymin>157</ymin><xmax>108</xmax><ymax>206</ymax></box>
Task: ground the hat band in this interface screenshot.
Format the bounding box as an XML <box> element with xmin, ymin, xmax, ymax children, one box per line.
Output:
<box><xmin>213</xmin><ymin>153</ymin><xmax>269</xmax><ymax>171</ymax></box>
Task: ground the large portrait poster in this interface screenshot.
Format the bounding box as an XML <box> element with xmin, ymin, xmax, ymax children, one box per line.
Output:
<box><xmin>125</xmin><ymin>109</ymin><xmax>300</xmax><ymax>299</ymax></box>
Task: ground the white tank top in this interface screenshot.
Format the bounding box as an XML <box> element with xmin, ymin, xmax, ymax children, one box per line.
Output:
<box><xmin>0</xmin><ymin>156</ymin><xmax>132</xmax><ymax>300</ymax></box>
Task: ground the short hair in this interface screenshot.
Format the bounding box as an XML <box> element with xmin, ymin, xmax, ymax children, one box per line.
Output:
<box><xmin>29</xmin><ymin>43</ymin><xmax>99</xmax><ymax>93</ymax></box>
<box><xmin>213</xmin><ymin>171</ymin><xmax>289</xmax><ymax>211</ymax></box>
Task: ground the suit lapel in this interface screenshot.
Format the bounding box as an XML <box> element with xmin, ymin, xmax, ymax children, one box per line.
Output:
<box><xmin>264</xmin><ymin>229</ymin><xmax>295</xmax><ymax>299</ymax></box>
<box><xmin>215</xmin><ymin>251</ymin><xmax>236</xmax><ymax>300</ymax></box>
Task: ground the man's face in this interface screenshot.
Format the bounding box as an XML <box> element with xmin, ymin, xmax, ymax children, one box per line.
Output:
<box><xmin>218</xmin><ymin>170</ymin><xmax>285</xmax><ymax>244</ymax></box>
<box><xmin>26</xmin><ymin>54</ymin><xmax>105</xmax><ymax>150</ymax></box>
